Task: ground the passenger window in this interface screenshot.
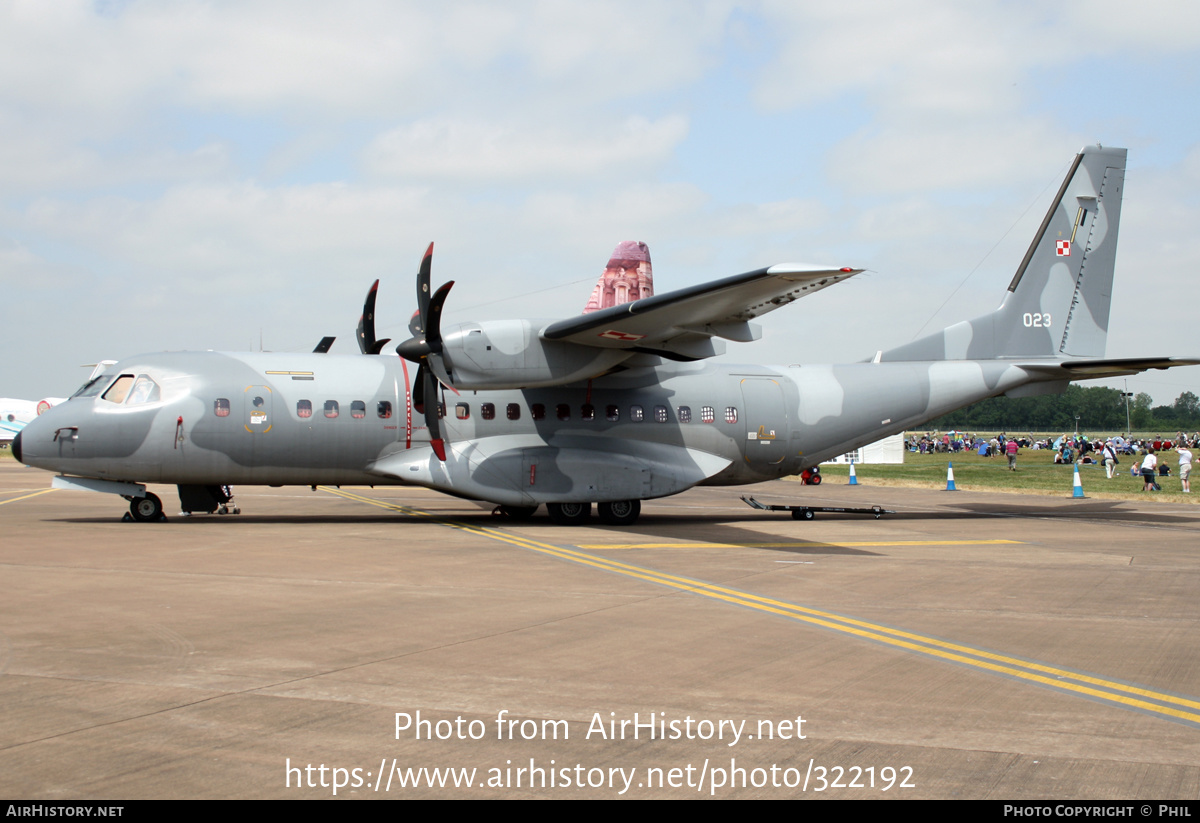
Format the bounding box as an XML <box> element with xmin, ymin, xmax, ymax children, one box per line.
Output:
<box><xmin>531</xmin><ymin>404</ymin><xmax>546</xmax><ymax>420</ymax></box>
<box><xmin>325</xmin><ymin>400</ymin><xmax>339</xmax><ymax>419</ymax></box>
<box><xmin>655</xmin><ymin>405</ymin><xmax>669</xmax><ymax>423</ymax></box>
<box><xmin>456</xmin><ymin>403</ymin><xmax>470</xmax><ymax>420</ymax></box>
<box><xmin>351</xmin><ymin>401</ymin><xmax>366</xmax><ymax>419</ymax></box>
<box><xmin>214</xmin><ymin>398</ymin><xmax>231</xmax><ymax>417</ymax></box>
<box><xmin>377</xmin><ymin>401</ymin><xmax>392</xmax><ymax>419</ymax></box>
<box><xmin>606</xmin><ymin>404</ymin><xmax>620</xmax><ymax>421</ymax></box>
<box><xmin>701</xmin><ymin>406</ymin><xmax>715</xmax><ymax>423</ymax></box>
<box><xmin>506</xmin><ymin>403</ymin><xmax>521</xmax><ymax>421</ymax></box>
<box><xmin>102</xmin><ymin>375</ymin><xmax>135</xmax><ymax>404</ymax></box>
<box><xmin>581</xmin><ymin>404</ymin><xmax>595</xmax><ymax>421</ymax></box>
<box><xmin>556</xmin><ymin>403</ymin><xmax>570</xmax><ymax>421</ymax></box>
<box><xmin>677</xmin><ymin>406</ymin><xmax>691</xmax><ymax>423</ymax></box>
<box><xmin>725</xmin><ymin>407</ymin><xmax>738</xmax><ymax>424</ymax></box>
<box><xmin>481</xmin><ymin>403</ymin><xmax>495</xmax><ymax>420</ymax></box>
<box><xmin>297</xmin><ymin>400</ymin><xmax>312</xmax><ymax>419</ymax></box>
<box><xmin>630</xmin><ymin>405</ymin><xmax>644</xmax><ymax>422</ymax></box>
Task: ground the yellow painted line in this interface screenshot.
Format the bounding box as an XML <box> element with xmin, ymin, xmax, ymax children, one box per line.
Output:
<box><xmin>0</xmin><ymin>488</ymin><xmax>57</xmax><ymax>506</ymax></box>
<box><xmin>577</xmin><ymin>540</ymin><xmax>1023</xmax><ymax>549</ymax></box>
<box><xmin>320</xmin><ymin>487</ymin><xmax>1200</xmax><ymax>726</ymax></box>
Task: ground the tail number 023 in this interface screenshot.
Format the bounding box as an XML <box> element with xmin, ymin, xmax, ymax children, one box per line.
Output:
<box><xmin>1022</xmin><ymin>312</ymin><xmax>1051</xmax><ymax>328</ymax></box>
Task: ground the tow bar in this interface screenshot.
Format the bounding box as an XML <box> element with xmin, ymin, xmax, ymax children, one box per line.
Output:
<box><xmin>741</xmin><ymin>496</ymin><xmax>895</xmax><ymax>521</ymax></box>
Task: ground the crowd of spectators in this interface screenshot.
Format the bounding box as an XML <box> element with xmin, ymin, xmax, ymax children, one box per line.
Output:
<box><xmin>907</xmin><ymin>431</ymin><xmax>1196</xmax><ymax>492</ymax></box>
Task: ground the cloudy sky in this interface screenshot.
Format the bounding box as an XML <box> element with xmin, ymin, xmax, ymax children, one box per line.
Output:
<box><xmin>4</xmin><ymin>0</ymin><xmax>1199</xmax><ymax>408</ymax></box>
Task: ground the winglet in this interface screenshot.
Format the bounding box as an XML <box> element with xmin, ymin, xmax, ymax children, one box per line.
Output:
<box><xmin>582</xmin><ymin>241</ymin><xmax>654</xmax><ymax>314</ymax></box>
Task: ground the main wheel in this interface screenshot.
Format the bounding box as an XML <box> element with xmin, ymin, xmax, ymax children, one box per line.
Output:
<box><xmin>808</xmin><ymin>472</ymin><xmax>822</xmax><ymax>485</ymax></box>
<box><xmin>547</xmin><ymin>502</ymin><xmax>591</xmax><ymax>525</ymax></box>
<box><xmin>130</xmin><ymin>493</ymin><xmax>164</xmax><ymax>522</ymax></box>
<box><xmin>597</xmin><ymin>499</ymin><xmax>640</xmax><ymax>526</ymax></box>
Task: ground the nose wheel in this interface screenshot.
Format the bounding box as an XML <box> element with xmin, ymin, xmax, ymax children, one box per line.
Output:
<box><xmin>127</xmin><ymin>493</ymin><xmax>164</xmax><ymax>522</ymax></box>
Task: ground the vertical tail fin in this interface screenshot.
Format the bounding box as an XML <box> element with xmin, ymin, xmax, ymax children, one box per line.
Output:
<box><xmin>882</xmin><ymin>144</ymin><xmax>1126</xmax><ymax>361</ymax></box>
<box><xmin>581</xmin><ymin>241</ymin><xmax>654</xmax><ymax>314</ymax></box>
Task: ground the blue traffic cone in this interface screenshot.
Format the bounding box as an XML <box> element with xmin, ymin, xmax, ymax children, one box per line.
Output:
<box><xmin>849</xmin><ymin>459</ymin><xmax>858</xmax><ymax>485</ymax></box>
<box><xmin>945</xmin><ymin>461</ymin><xmax>957</xmax><ymax>491</ymax></box>
<box><xmin>1073</xmin><ymin>464</ymin><xmax>1085</xmax><ymax>498</ymax></box>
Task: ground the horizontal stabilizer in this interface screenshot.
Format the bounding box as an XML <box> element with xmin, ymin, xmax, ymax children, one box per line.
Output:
<box><xmin>1019</xmin><ymin>356</ymin><xmax>1200</xmax><ymax>378</ymax></box>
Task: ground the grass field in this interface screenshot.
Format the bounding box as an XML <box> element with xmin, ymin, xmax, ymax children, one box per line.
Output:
<box><xmin>812</xmin><ymin>451</ymin><xmax>1196</xmax><ymax>503</ymax></box>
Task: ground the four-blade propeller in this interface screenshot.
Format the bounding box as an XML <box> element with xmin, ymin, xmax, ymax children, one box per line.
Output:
<box><xmin>394</xmin><ymin>243</ymin><xmax>454</xmax><ymax>461</ymax></box>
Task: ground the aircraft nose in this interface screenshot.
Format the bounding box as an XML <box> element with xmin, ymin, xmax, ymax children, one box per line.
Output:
<box><xmin>11</xmin><ymin>429</ymin><xmax>23</xmax><ymax>464</ymax></box>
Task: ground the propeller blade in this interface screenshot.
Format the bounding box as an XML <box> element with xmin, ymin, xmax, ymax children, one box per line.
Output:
<box><xmin>357</xmin><ymin>279</ymin><xmax>382</xmax><ymax>355</ymax></box>
<box><xmin>425</xmin><ymin>280</ymin><xmax>454</xmax><ymax>353</ymax></box>
<box><xmin>415</xmin><ymin>242</ymin><xmax>433</xmax><ymax>335</ymax></box>
<box><xmin>423</xmin><ymin>363</ymin><xmax>446</xmax><ymax>461</ymax></box>
<box><xmin>396</xmin><ymin>243</ymin><xmax>453</xmax><ymax>372</ymax></box>
<box><xmin>413</xmin><ymin>363</ymin><xmax>427</xmax><ymax>414</ymax></box>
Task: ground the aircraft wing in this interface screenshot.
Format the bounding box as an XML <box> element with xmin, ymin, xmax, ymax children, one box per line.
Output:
<box><xmin>541</xmin><ymin>264</ymin><xmax>861</xmax><ymax>361</ymax></box>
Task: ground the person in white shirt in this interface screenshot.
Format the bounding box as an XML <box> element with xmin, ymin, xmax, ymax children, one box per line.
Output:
<box><xmin>1102</xmin><ymin>440</ymin><xmax>1118</xmax><ymax>479</ymax></box>
<box><xmin>1177</xmin><ymin>446</ymin><xmax>1192</xmax><ymax>493</ymax></box>
<box><xmin>1141</xmin><ymin>449</ymin><xmax>1159</xmax><ymax>491</ymax></box>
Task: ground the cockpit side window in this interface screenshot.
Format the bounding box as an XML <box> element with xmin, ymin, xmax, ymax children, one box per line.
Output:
<box><xmin>125</xmin><ymin>376</ymin><xmax>160</xmax><ymax>405</ymax></box>
<box><xmin>101</xmin><ymin>375</ymin><xmax>136</xmax><ymax>404</ymax></box>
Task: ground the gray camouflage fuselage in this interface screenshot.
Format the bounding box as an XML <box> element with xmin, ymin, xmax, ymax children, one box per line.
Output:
<box><xmin>15</xmin><ymin>144</ymin><xmax>1196</xmax><ymax>517</ymax></box>
<box><xmin>17</xmin><ymin>350</ymin><xmax>1040</xmax><ymax>506</ymax></box>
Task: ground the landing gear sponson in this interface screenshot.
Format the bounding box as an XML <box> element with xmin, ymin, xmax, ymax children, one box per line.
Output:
<box><xmin>493</xmin><ymin>500</ymin><xmax>643</xmax><ymax>526</ymax></box>
<box><xmin>740</xmin><ymin>496</ymin><xmax>893</xmax><ymax>521</ymax></box>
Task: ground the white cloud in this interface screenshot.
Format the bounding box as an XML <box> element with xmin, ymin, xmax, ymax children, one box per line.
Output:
<box><xmin>364</xmin><ymin>115</ymin><xmax>689</xmax><ymax>181</ymax></box>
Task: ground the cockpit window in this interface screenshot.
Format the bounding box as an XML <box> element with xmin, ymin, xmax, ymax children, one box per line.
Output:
<box><xmin>125</xmin><ymin>376</ymin><xmax>160</xmax><ymax>405</ymax></box>
<box><xmin>102</xmin><ymin>375</ymin><xmax>136</xmax><ymax>404</ymax></box>
<box><xmin>72</xmin><ymin>375</ymin><xmax>111</xmax><ymax>399</ymax></box>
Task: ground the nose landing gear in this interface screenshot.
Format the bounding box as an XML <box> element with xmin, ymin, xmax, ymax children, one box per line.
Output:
<box><xmin>125</xmin><ymin>492</ymin><xmax>165</xmax><ymax>522</ymax></box>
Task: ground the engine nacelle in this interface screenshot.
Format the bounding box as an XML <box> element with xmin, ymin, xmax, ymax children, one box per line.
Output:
<box><xmin>437</xmin><ymin>319</ymin><xmax>632</xmax><ymax>389</ymax></box>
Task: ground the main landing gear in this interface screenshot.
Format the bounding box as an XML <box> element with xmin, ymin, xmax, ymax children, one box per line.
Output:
<box><xmin>597</xmin><ymin>499</ymin><xmax>640</xmax><ymax>526</ymax></box>
<box><xmin>547</xmin><ymin>501</ymin><xmax>591</xmax><ymax>525</ymax></box>
<box><xmin>542</xmin><ymin>500</ymin><xmax>642</xmax><ymax>526</ymax></box>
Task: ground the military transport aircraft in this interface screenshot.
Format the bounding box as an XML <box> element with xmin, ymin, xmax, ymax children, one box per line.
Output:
<box><xmin>13</xmin><ymin>145</ymin><xmax>1197</xmax><ymax>525</ymax></box>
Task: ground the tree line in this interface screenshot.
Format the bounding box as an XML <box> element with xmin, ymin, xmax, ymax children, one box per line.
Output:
<box><xmin>926</xmin><ymin>386</ymin><xmax>1200</xmax><ymax>434</ymax></box>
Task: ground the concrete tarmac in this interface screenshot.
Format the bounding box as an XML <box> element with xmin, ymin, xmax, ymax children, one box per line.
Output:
<box><xmin>2</xmin><ymin>460</ymin><xmax>1199</xmax><ymax>799</ymax></box>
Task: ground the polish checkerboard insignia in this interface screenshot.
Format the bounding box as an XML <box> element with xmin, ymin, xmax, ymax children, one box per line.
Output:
<box><xmin>1056</xmin><ymin>240</ymin><xmax>1071</xmax><ymax>257</ymax></box>
<box><xmin>598</xmin><ymin>330</ymin><xmax>645</xmax><ymax>341</ymax></box>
